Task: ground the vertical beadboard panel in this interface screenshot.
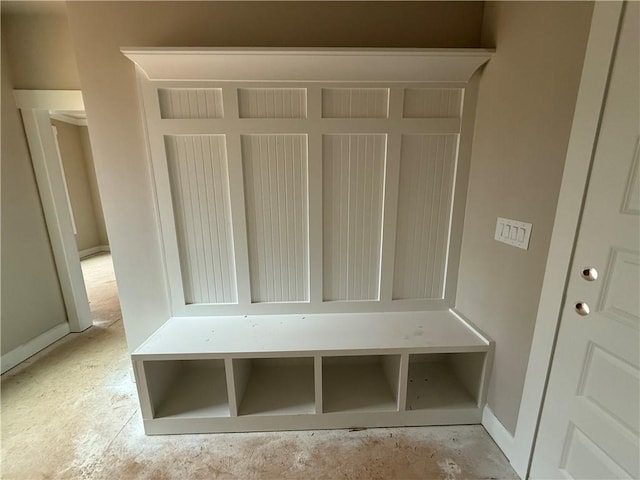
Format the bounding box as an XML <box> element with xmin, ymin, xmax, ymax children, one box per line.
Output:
<box><xmin>323</xmin><ymin>134</ymin><xmax>386</xmax><ymax>301</ymax></box>
<box><xmin>238</xmin><ymin>88</ymin><xmax>307</xmax><ymax>118</ymax></box>
<box><xmin>322</xmin><ymin>88</ymin><xmax>389</xmax><ymax>118</ymax></box>
<box><xmin>165</xmin><ymin>135</ymin><xmax>237</xmax><ymax>304</ymax></box>
<box><xmin>403</xmin><ymin>88</ymin><xmax>463</xmax><ymax>118</ymax></box>
<box><xmin>158</xmin><ymin>88</ymin><xmax>224</xmax><ymax>119</ymax></box>
<box><xmin>242</xmin><ymin>134</ymin><xmax>309</xmax><ymax>303</ymax></box>
<box><xmin>393</xmin><ymin>134</ymin><xmax>458</xmax><ymax>300</ymax></box>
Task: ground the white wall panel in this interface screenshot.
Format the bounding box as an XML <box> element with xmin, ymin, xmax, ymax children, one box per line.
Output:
<box><xmin>393</xmin><ymin>134</ymin><xmax>458</xmax><ymax>300</ymax></box>
<box><xmin>144</xmin><ymin>76</ymin><xmax>474</xmax><ymax>315</ymax></box>
<box><xmin>403</xmin><ymin>88</ymin><xmax>463</xmax><ymax>118</ymax></box>
<box><xmin>242</xmin><ymin>134</ymin><xmax>309</xmax><ymax>303</ymax></box>
<box><xmin>159</xmin><ymin>88</ymin><xmax>224</xmax><ymax>119</ymax></box>
<box><xmin>323</xmin><ymin>134</ymin><xmax>386</xmax><ymax>301</ymax></box>
<box><xmin>238</xmin><ymin>88</ymin><xmax>307</xmax><ymax>118</ymax></box>
<box><xmin>165</xmin><ymin>135</ymin><xmax>237</xmax><ymax>304</ymax></box>
<box><xmin>322</xmin><ymin>88</ymin><xmax>389</xmax><ymax>118</ymax></box>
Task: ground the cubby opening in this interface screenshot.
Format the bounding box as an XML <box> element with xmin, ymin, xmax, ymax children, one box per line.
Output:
<box><xmin>233</xmin><ymin>357</ymin><xmax>315</xmax><ymax>416</ymax></box>
<box><xmin>322</xmin><ymin>355</ymin><xmax>401</xmax><ymax>413</ymax></box>
<box><xmin>144</xmin><ymin>359</ymin><xmax>229</xmax><ymax>418</ymax></box>
<box><xmin>406</xmin><ymin>353</ymin><xmax>484</xmax><ymax>411</ymax></box>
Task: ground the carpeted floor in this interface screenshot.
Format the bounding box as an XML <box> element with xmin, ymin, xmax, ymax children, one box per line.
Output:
<box><xmin>1</xmin><ymin>253</ymin><xmax>518</xmax><ymax>479</ymax></box>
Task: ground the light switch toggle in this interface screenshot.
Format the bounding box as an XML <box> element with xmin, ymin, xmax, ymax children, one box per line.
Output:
<box><xmin>495</xmin><ymin>217</ymin><xmax>532</xmax><ymax>250</ymax></box>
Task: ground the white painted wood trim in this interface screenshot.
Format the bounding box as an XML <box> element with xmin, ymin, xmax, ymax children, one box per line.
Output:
<box><xmin>482</xmin><ymin>406</ymin><xmax>519</xmax><ymax>477</ymax></box>
<box><xmin>133</xmin><ymin>311</ymin><xmax>490</xmax><ymax>357</ymax></box>
<box><xmin>122</xmin><ymin>48</ymin><xmax>493</xmax><ymax>83</ymax></box>
<box><xmin>16</xmin><ymin>92</ymin><xmax>93</xmax><ymax>333</ymax></box>
<box><xmin>143</xmin><ymin>407</ymin><xmax>483</xmax><ymax>435</ymax></box>
<box><xmin>378</xmin><ymin>88</ymin><xmax>404</xmax><ymax>302</ymax></box>
<box><xmin>51</xmin><ymin>125</ymin><xmax>78</xmax><ymax>235</ymax></box>
<box><xmin>79</xmin><ymin>245</ymin><xmax>111</xmax><ymax>259</ymax></box>
<box><xmin>132</xmin><ymin>359</ymin><xmax>155</xmax><ymax>419</ymax></box>
<box><xmin>307</xmin><ymin>88</ymin><xmax>324</xmax><ymax>305</ymax></box>
<box><xmin>1</xmin><ymin>323</ymin><xmax>70</xmax><ymax>374</ymax></box>
<box><xmin>50</xmin><ymin>112</ymin><xmax>88</xmax><ymax>127</ymax></box>
<box><xmin>314</xmin><ymin>356</ymin><xmax>323</xmax><ymax>413</ymax></box>
<box><xmin>136</xmin><ymin>67</ymin><xmax>186</xmax><ymax>314</ymax></box>
<box><xmin>446</xmin><ymin>74</ymin><xmax>479</xmax><ymax>303</ymax></box>
<box><xmin>510</xmin><ymin>3</ymin><xmax>624</xmax><ymax>479</ymax></box>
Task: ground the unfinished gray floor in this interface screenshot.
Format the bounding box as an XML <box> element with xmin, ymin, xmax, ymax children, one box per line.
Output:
<box><xmin>1</xmin><ymin>253</ymin><xmax>518</xmax><ymax>479</ymax></box>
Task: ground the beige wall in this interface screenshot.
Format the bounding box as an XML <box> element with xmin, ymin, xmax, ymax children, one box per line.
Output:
<box><xmin>64</xmin><ymin>1</ymin><xmax>485</xmax><ymax>350</ymax></box>
<box><xmin>79</xmin><ymin>126</ymin><xmax>109</xmax><ymax>246</ymax></box>
<box><xmin>52</xmin><ymin>119</ymin><xmax>105</xmax><ymax>252</ymax></box>
<box><xmin>1</xmin><ymin>35</ymin><xmax>68</xmax><ymax>356</ymax></box>
<box><xmin>456</xmin><ymin>1</ymin><xmax>593</xmax><ymax>434</ymax></box>
<box><xmin>1</xmin><ymin>10</ymin><xmax>80</xmax><ymax>89</ymax></box>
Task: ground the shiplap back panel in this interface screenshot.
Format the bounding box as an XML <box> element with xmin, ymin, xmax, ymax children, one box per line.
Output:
<box><xmin>140</xmin><ymin>76</ymin><xmax>479</xmax><ymax>315</ymax></box>
<box><xmin>238</xmin><ymin>88</ymin><xmax>307</xmax><ymax>118</ymax></box>
<box><xmin>241</xmin><ymin>134</ymin><xmax>309</xmax><ymax>303</ymax></box>
<box><xmin>158</xmin><ymin>88</ymin><xmax>224</xmax><ymax>119</ymax></box>
<box><xmin>403</xmin><ymin>88</ymin><xmax>463</xmax><ymax>118</ymax></box>
<box><xmin>165</xmin><ymin>135</ymin><xmax>237</xmax><ymax>304</ymax></box>
<box><xmin>323</xmin><ymin>134</ymin><xmax>386</xmax><ymax>301</ymax></box>
<box><xmin>393</xmin><ymin>135</ymin><xmax>458</xmax><ymax>300</ymax></box>
<box><xmin>322</xmin><ymin>88</ymin><xmax>389</xmax><ymax>118</ymax></box>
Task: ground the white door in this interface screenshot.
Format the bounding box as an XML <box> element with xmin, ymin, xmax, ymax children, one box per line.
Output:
<box><xmin>530</xmin><ymin>3</ymin><xmax>639</xmax><ymax>479</ymax></box>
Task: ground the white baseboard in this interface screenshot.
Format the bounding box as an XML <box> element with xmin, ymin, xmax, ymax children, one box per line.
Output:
<box><xmin>482</xmin><ymin>406</ymin><xmax>523</xmax><ymax>478</ymax></box>
<box><xmin>1</xmin><ymin>322</ymin><xmax>71</xmax><ymax>374</ymax></box>
<box><xmin>79</xmin><ymin>244</ymin><xmax>110</xmax><ymax>259</ymax></box>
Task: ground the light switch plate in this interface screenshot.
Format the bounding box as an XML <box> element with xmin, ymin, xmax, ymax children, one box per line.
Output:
<box><xmin>495</xmin><ymin>217</ymin><xmax>532</xmax><ymax>250</ymax></box>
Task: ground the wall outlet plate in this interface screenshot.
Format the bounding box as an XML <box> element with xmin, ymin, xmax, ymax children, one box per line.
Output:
<box><xmin>495</xmin><ymin>217</ymin><xmax>532</xmax><ymax>250</ymax></box>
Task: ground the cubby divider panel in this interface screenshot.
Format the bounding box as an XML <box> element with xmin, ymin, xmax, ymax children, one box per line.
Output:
<box><xmin>406</xmin><ymin>353</ymin><xmax>484</xmax><ymax>411</ymax></box>
<box><xmin>234</xmin><ymin>357</ymin><xmax>316</xmax><ymax>416</ymax></box>
<box><xmin>144</xmin><ymin>359</ymin><xmax>230</xmax><ymax>419</ymax></box>
<box><xmin>322</xmin><ymin>355</ymin><xmax>401</xmax><ymax>413</ymax></box>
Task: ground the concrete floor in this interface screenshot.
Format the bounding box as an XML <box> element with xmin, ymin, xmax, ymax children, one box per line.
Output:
<box><xmin>1</xmin><ymin>253</ymin><xmax>518</xmax><ymax>479</ymax></box>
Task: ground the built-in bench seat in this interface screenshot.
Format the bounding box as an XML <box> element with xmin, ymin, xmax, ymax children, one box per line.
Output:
<box><xmin>133</xmin><ymin>309</ymin><xmax>493</xmax><ymax>434</ymax></box>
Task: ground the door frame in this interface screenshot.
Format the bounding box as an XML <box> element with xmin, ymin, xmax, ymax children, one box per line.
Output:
<box><xmin>14</xmin><ymin>89</ymin><xmax>93</xmax><ymax>333</ymax></box>
<box><xmin>508</xmin><ymin>2</ymin><xmax>625</xmax><ymax>478</ymax></box>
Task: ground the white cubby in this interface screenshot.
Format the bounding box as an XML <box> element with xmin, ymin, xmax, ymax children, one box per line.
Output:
<box><xmin>322</xmin><ymin>355</ymin><xmax>401</xmax><ymax>413</ymax></box>
<box><xmin>133</xmin><ymin>310</ymin><xmax>493</xmax><ymax>434</ymax></box>
<box><xmin>233</xmin><ymin>357</ymin><xmax>315</xmax><ymax>416</ymax></box>
<box><xmin>406</xmin><ymin>353</ymin><xmax>484</xmax><ymax>411</ymax></box>
<box><xmin>143</xmin><ymin>359</ymin><xmax>229</xmax><ymax>419</ymax></box>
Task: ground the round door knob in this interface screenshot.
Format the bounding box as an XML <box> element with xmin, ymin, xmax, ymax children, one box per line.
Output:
<box><xmin>581</xmin><ymin>267</ymin><xmax>598</xmax><ymax>281</ymax></box>
<box><xmin>575</xmin><ymin>302</ymin><xmax>590</xmax><ymax>316</ymax></box>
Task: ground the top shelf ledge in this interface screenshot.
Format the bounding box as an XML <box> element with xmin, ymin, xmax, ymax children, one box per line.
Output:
<box><xmin>121</xmin><ymin>48</ymin><xmax>494</xmax><ymax>83</ymax></box>
<box><xmin>133</xmin><ymin>309</ymin><xmax>492</xmax><ymax>359</ymax></box>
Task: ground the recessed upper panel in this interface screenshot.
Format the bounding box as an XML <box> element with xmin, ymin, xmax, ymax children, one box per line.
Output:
<box><xmin>158</xmin><ymin>88</ymin><xmax>224</xmax><ymax>119</ymax></box>
<box><xmin>322</xmin><ymin>88</ymin><xmax>389</xmax><ymax>118</ymax></box>
<box><xmin>403</xmin><ymin>88</ymin><xmax>463</xmax><ymax>118</ymax></box>
<box><xmin>238</xmin><ymin>88</ymin><xmax>307</xmax><ymax>118</ymax></box>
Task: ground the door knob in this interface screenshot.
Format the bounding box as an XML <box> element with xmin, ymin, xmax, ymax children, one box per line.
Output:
<box><xmin>581</xmin><ymin>267</ymin><xmax>598</xmax><ymax>281</ymax></box>
<box><xmin>575</xmin><ymin>302</ymin><xmax>590</xmax><ymax>316</ymax></box>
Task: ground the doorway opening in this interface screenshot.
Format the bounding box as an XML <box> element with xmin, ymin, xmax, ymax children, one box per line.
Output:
<box><xmin>49</xmin><ymin>110</ymin><xmax>121</xmax><ymax>328</ymax></box>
